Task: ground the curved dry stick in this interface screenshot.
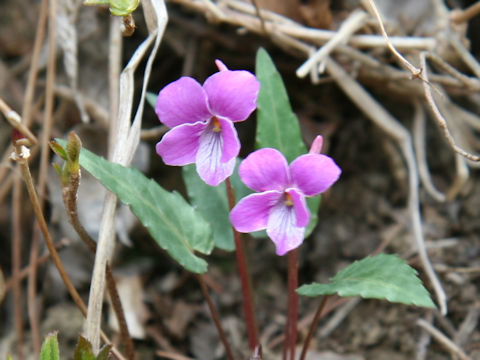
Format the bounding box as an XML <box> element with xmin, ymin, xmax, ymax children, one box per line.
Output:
<box><xmin>363</xmin><ymin>0</ymin><xmax>425</xmax><ymax>80</ymax></box>
<box><xmin>450</xmin><ymin>1</ymin><xmax>480</xmax><ymax>23</ymax></box>
<box><xmin>420</xmin><ymin>52</ymin><xmax>480</xmax><ymax>162</ymax></box>
<box><xmin>417</xmin><ymin>319</ymin><xmax>472</xmax><ymax>360</ymax></box>
<box><xmin>412</xmin><ymin>102</ymin><xmax>446</xmax><ymax>202</ymax></box>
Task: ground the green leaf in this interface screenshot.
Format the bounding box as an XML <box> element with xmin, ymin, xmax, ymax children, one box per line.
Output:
<box><xmin>74</xmin><ymin>336</ymin><xmax>111</xmax><ymax>360</ymax></box>
<box><xmin>40</xmin><ymin>333</ymin><xmax>60</xmax><ymax>360</ymax></box>
<box><xmin>146</xmin><ymin>91</ymin><xmax>157</xmax><ymax>110</ymax></box>
<box><xmin>305</xmin><ymin>196</ymin><xmax>321</xmax><ymax>237</ymax></box>
<box><xmin>57</xmin><ymin>139</ymin><xmax>213</xmax><ymax>273</ymax></box>
<box><xmin>255</xmin><ymin>48</ymin><xmax>306</xmax><ymax>162</ymax></box>
<box><xmin>297</xmin><ymin>254</ymin><xmax>436</xmax><ymax>308</ymax></box>
<box><xmin>182</xmin><ymin>160</ymin><xmax>252</xmax><ymax>251</ymax></box>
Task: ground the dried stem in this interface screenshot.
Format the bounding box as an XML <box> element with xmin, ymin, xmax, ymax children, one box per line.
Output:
<box><xmin>105</xmin><ymin>264</ymin><xmax>135</xmax><ymax>360</ymax></box>
<box><xmin>450</xmin><ymin>1</ymin><xmax>480</xmax><ymax>24</ymax></box>
<box><xmin>4</xmin><ymin>240</ymin><xmax>69</xmax><ymax>293</ymax></box>
<box><xmin>412</xmin><ymin>102</ymin><xmax>446</xmax><ymax>202</ymax></box>
<box><xmin>195</xmin><ymin>274</ymin><xmax>235</xmax><ymax>360</ymax></box>
<box><xmin>417</xmin><ymin>319</ymin><xmax>472</xmax><ymax>360</ymax></box>
<box><xmin>299</xmin><ymin>295</ymin><xmax>329</xmax><ymax>360</ymax></box>
<box><xmin>363</xmin><ymin>0</ymin><xmax>424</xmax><ymax>80</ymax></box>
<box><xmin>420</xmin><ymin>53</ymin><xmax>480</xmax><ymax>162</ymax></box>
<box><xmin>13</xmin><ymin>143</ymin><xmax>87</xmax><ymax>312</ymax></box>
<box><xmin>11</xmin><ymin>160</ymin><xmax>24</xmax><ymax>360</ymax></box>
<box><xmin>296</xmin><ymin>9</ymin><xmax>368</xmax><ymax>78</ymax></box>
<box><xmin>12</xmin><ymin>143</ymin><xmax>126</xmax><ymax>360</ymax></box>
<box><xmin>225</xmin><ymin>177</ymin><xmax>259</xmax><ymax>350</ymax></box>
<box><xmin>21</xmin><ymin>0</ymin><xmax>48</xmax><ymax>352</ymax></box>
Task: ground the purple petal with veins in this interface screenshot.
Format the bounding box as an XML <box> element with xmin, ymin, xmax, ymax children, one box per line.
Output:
<box><xmin>266</xmin><ymin>202</ymin><xmax>305</xmax><ymax>256</ymax></box>
<box><xmin>155</xmin><ymin>121</ymin><xmax>207</xmax><ymax>166</ymax></box>
<box><xmin>217</xmin><ymin>117</ymin><xmax>240</xmax><ymax>163</ymax></box>
<box><xmin>230</xmin><ymin>191</ymin><xmax>282</xmax><ymax>233</ymax></box>
<box><xmin>204</xmin><ymin>70</ymin><xmax>260</xmax><ymax>122</ymax></box>
<box><xmin>196</xmin><ymin>121</ymin><xmax>236</xmax><ymax>186</ymax></box>
<box><xmin>155</xmin><ymin>77</ymin><xmax>211</xmax><ymax>128</ymax></box>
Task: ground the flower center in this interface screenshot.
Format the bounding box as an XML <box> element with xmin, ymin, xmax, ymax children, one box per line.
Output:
<box><xmin>284</xmin><ymin>192</ymin><xmax>293</xmax><ymax>207</ymax></box>
<box><xmin>212</xmin><ymin>116</ymin><xmax>221</xmax><ymax>133</ymax></box>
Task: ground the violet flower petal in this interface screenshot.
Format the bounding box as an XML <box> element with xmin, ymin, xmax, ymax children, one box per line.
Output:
<box><xmin>239</xmin><ymin>148</ymin><xmax>290</xmax><ymax>192</ymax></box>
<box><xmin>156</xmin><ymin>77</ymin><xmax>212</xmax><ymax>128</ymax></box>
<box><xmin>155</xmin><ymin>121</ymin><xmax>207</xmax><ymax>166</ymax></box>
<box><xmin>203</xmin><ymin>70</ymin><xmax>260</xmax><ymax>122</ymax></box>
<box><xmin>286</xmin><ymin>188</ymin><xmax>310</xmax><ymax>227</ymax></box>
<box><xmin>267</xmin><ymin>203</ymin><xmax>305</xmax><ymax>256</ymax></box>
<box><xmin>290</xmin><ymin>154</ymin><xmax>341</xmax><ymax>196</ymax></box>
<box><xmin>196</xmin><ymin>122</ymin><xmax>235</xmax><ymax>186</ymax></box>
<box><xmin>230</xmin><ymin>191</ymin><xmax>282</xmax><ymax>233</ymax></box>
<box><xmin>217</xmin><ymin>117</ymin><xmax>240</xmax><ymax>163</ymax></box>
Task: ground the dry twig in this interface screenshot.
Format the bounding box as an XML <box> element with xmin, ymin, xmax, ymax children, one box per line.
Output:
<box><xmin>420</xmin><ymin>52</ymin><xmax>480</xmax><ymax>162</ymax></box>
<box><xmin>417</xmin><ymin>319</ymin><xmax>472</xmax><ymax>360</ymax></box>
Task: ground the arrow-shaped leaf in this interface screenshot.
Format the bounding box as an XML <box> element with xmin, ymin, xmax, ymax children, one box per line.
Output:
<box><xmin>56</xmin><ymin>139</ymin><xmax>213</xmax><ymax>273</ymax></box>
<box><xmin>255</xmin><ymin>48</ymin><xmax>321</xmax><ymax>235</ymax></box>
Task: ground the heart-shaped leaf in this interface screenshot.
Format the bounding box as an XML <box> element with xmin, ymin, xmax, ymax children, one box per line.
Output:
<box><xmin>297</xmin><ymin>254</ymin><xmax>435</xmax><ymax>308</ymax></box>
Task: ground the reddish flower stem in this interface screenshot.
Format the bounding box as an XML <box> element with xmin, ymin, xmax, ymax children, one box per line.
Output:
<box><xmin>225</xmin><ymin>178</ymin><xmax>259</xmax><ymax>350</ymax></box>
<box><xmin>299</xmin><ymin>295</ymin><xmax>330</xmax><ymax>360</ymax></box>
<box><xmin>284</xmin><ymin>249</ymin><xmax>299</xmax><ymax>360</ymax></box>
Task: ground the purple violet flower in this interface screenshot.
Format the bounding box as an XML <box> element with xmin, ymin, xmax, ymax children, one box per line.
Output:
<box><xmin>155</xmin><ymin>61</ymin><xmax>260</xmax><ymax>186</ymax></box>
<box><xmin>230</xmin><ymin>146</ymin><xmax>341</xmax><ymax>256</ymax></box>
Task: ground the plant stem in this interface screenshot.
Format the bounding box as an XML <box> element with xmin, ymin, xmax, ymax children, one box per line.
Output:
<box><xmin>284</xmin><ymin>249</ymin><xmax>299</xmax><ymax>360</ymax></box>
<box><xmin>61</xmin><ymin>160</ymin><xmax>135</xmax><ymax>360</ymax></box>
<box><xmin>195</xmin><ymin>274</ymin><xmax>236</xmax><ymax>360</ymax></box>
<box><xmin>13</xmin><ymin>143</ymin><xmax>127</xmax><ymax>360</ymax></box>
<box><xmin>299</xmin><ymin>295</ymin><xmax>329</xmax><ymax>360</ymax></box>
<box><xmin>12</xmin><ymin>165</ymin><xmax>24</xmax><ymax>360</ymax></box>
<box><xmin>225</xmin><ymin>178</ymin><xmax>259</xmax><ymax>350</ymax></box>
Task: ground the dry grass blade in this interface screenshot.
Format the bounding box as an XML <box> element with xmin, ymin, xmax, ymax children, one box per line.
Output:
<box><xmin>84</xmin><ymin>0</ymin><xmax>169</xmax><ymax>352</ymax></box>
